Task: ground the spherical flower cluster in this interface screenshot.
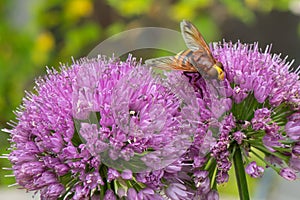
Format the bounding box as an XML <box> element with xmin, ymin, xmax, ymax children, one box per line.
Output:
<box><xmin>183</xmin><ymin>41</ymin><xmax>300</xmax><ymax>198</ymax></box>
<box><xmin>4</xmin><ymin>55</ymin><xmax>213</xmax><ymax>199</ymax></box>
<box><xmin>214</xmin><ymin>41</ymin><xmax>300</xmax><ymax>177</ymax></box>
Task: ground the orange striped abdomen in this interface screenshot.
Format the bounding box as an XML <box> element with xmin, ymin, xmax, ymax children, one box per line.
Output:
<box><xmin>174</xmin><ymin>49</ymin><xmax>194</xmax><ymax>70</ymax></box>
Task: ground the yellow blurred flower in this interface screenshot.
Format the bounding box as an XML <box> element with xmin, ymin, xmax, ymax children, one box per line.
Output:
<box><xmin>31</xmin><ymin>32</ymin><xmax>55</xmax><ymax>65</ymax></box>
<box><xmin>245</xmin><ymin>0</ymin><xmax>259</xmax><ymax>9</ymax></box>
<box><xmin>169</xmin><ymin>3</ymin><xmax>196</xmax><ymax>21</ymax></box>
<box><xmin>65</xmin><ymin>0</ymin><xmax>93</xmax><ymax>20</ymax></box>
<box><xmin>37</xmin><ymin>32</ymin><xmax>55</xmax><ymax>52</ymax></box>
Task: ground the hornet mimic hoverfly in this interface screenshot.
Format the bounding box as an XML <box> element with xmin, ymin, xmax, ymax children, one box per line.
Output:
<box><xmin>145</xmin><ymin>20</ymin><xmax>225</xmax><ymax>81</ymax></box>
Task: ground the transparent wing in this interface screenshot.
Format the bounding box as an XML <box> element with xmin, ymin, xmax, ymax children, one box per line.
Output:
<box><xmin>145</xmin><ymin>56</ymin><xmax>197</xmax><ymax>72</ymax></box>
<box><xmin>180</xmin><ymin>20</ymin><xmax>216</xmax><ymax>64</ymax></box>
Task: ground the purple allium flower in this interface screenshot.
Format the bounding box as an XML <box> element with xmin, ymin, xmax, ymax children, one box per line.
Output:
<box><xmin>246</xmin><ymin>161</ymin><xmax>264</xmax><ymax>178</ymax></box>
<box><xmin>121</xmin><ymin>169</ymin><xmax>132</xmax><ymax>179</ymax></box>
<box><xmin>289</xmin><ymin>156</ymin><xmax>300</xmax><ymax>171</ymax></box>
<box><xmin>233</xmin><ymin>131</ymin><xmax>246</xmax><ymax>145</ymax></box>
<box><xmin>137</xmin><ymin>188</ymin><xmax>164</xmax><ymax>200</ymax></box>
<box><xmin>279</xmin><ymin>168</ymin><xmax>297</xmax><ymax>181</ymax></box>
<box><xmin>136</xmin><ymin>169</ymin><xmax>164</xmax><ymax>189</ymax></box>
<box><xmin>211</xmin><ymin>114</ymin><xmax>234</xmax><ymax>184</ymax></box>
<box><xmin>72</xmin><ymin>56</ymin><xmax>201</xmax><ymax>172</ymax></box>
<box><xmin>210</xmin><ymin>41</ymin><xmax>300</xmax><ymax>179</ymax></box>
<box><xmin>292</xmin><ymin>143</ymin><xmax>300</xmax><ymax>156</ymax></box>
<box><xmin>40</xmin><ymin>183</ymin><xmax>65</xmax><ymax>200</ymax></box>
<box><xmin>232</xmin><ymin>86</ymin><xmax>248</xmax><ymax>103</ymax></box>
<box><xmin>4</xmin><ymin>54</ymin><xmax>204</xmax><ymax>199</ymax></box>
<box><xmin>251</xmin><ymin>108</ymin><xmax>271</xmax><ymax>131</ymax></box>
<box><xmin>207</xmin><ymin>190</ymin><xmax>219</xmax><ymax>200</ymax></box>
<box><xmin>126</xmin><ymin>188</ymin><xmax>165</xmax><ymax>200</ymax></box>
<box><xmin>172</xmin><ymin>41</ymin><xmax>300</xmax><ymax>198</ymax></box>
<box><xmin>193</xmin><ymin>170</ymin><xmax>211</xmax><ymax>196</ymax></box>
<box><xmin>165</xmin><ymin>183</ymin><xmax>191</xmax><ymax>200</ymax></box>
<box><xmin>286</xmin><ymin>112</ymin><xmax>300</xmax><ymax>140</ymax></box>
<box><xmin>103</xmin><ymin>189</ymin><xmax>116</xmax><ymax>200</ymax></box>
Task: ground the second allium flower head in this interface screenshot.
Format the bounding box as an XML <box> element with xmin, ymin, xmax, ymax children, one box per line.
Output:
<box><xmin>210</xmin><ymin>41</ymin><xmax>300</xmax><ymax>182</ymax></box>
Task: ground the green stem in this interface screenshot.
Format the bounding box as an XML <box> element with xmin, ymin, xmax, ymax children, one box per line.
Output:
<box><xmin>248</xmin><ymin>142</ymin><xmax>288</xmax><ymax>162</ymax></box>
<box><xmin>233</xmin><ymin>146</ymin><xmax>250</xmax><ymax>200</ymax></box>
<box><xmin>251</xmin><ymin>149</ymin><xmax>279</xmax><ymax>173</ymax></box>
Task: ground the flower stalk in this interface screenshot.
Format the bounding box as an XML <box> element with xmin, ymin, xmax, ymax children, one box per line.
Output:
<box><xmin>233</xmin><ymin>145</ymin><xmax>250</xmax><ymax>200</ymax></box>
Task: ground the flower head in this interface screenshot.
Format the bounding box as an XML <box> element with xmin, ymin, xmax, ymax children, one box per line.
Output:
<box><xmin>4</xmin><ymin>55</ymin><xmax>203</xmax><ymax>199</ymax></box>
<box><xmin>211</xmin><ymin>41</ymin><xmax>300</xmax><ymax>178</ymax></box>
<box><xmin>179</xmin><ymin>41</ymin><xmax>300</xmax><ymax>198</ymax></box>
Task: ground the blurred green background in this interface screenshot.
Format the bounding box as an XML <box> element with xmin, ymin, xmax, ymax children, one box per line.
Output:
<box><xmin>1</xmin><ymin>0</ymin><xmax>300</xmax><ymax>198</ymax></box>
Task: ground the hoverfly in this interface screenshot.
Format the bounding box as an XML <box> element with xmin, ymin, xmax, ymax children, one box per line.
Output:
<box><xmin>145</xmin><ymin>20</ymin><xmax>225</xmax><ymax>81</ymax></box>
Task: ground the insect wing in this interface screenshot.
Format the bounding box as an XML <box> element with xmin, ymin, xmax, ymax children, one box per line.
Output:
<box><xmin>145</xmin><ymin>56</ymin><xmax>197</xmax><ymax>72</ymax></box>
<box><xmin>180</xmin><ymin>20</ymin><xmax>216</xmax><ymax>64</ymax></box>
